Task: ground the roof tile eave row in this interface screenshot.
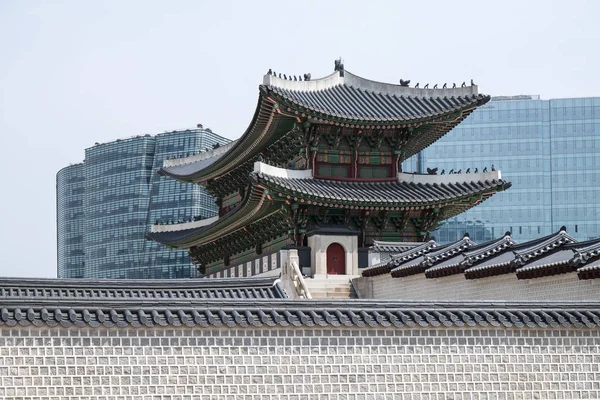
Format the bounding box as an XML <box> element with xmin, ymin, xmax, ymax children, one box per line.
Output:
<box><xmin>266</xmin><ymin>85</ymin><xmax>489</xmax><ymax>125</ymax></box>
<box><xmin>257</xmin><ymin>173</ymin><xmax>507</xmax><ymax>210</ymax></box>
<box><xmin>2</xmin><ymin>301</ymin><xmax>599</xmax><ymax>329</ymax></box>
<box><xmin>364</xmin><ymin>230</ymin><xmax>600</xmax><ymax>282</ymax></box>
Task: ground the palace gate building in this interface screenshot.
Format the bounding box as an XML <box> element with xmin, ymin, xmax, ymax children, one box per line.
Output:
<box><xmin>147</xmin><ymin>62</ymin><xmax>510</xmax><ymax>278</ymax></box>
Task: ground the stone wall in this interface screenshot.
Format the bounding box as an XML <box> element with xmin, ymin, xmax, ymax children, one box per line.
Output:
<box><xmin>1</xmin><ymin>325</ymin><xmax>599</xmax><ymax>398</ymax></box>
<box><xmin>355</xmin><ymin>272</ymin><xmax>600</xmax><ymax>301</ymax></box>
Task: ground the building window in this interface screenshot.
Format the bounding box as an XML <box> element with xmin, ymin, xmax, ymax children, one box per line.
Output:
<box><xmin>359</xmin><ymin>166</ymin><xmax>391</xmax><ymax>179</ymax></box>
<box><xmin>317</xmin><ymin>164</ymin><xmax>349</xmax><ymax>178</ymax></box>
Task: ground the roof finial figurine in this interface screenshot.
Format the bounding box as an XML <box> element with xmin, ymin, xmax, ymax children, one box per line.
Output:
<box><xmin>491</xmin><ymin>164</ymin><xmax>495</xmax><ymax>171</ymax></box>
<box><xmin>267</xmin><ymin>69</ymin><xmax>272</xmax><ymax>75</ymax></box>
<box><xmin>452</xmin><ymin>83</ymin><xmax>456</xmax><ymax>88</ymax></box>
<box><xmin>298</xmin><ymin>75</ymin><xmax>302</xmax><ymax>81</ymax></box>
<box><xmin>440</xmin><ymin>169</ymin><xmax>445</xmax><ymax>175</ymax></box>
<box><xmin>449</xmin><ymin>169</ymin><xmax>454</xmax><ymax>174</ymax></box>
<box><xmin>461</xmin><ymin>81</ymin><xmax>466</xmax><ymax>87</ymax></box>
<box><xmin>415</xmin><ymin>83</ymin><xmax>419</xmax><ymax>88</ymax></box>
<box><xmin>399</xmin><ymin>79</ymin><xmax>410</xmax><ymax>87</ymax></box>
<box><xmin>283</xmin><ymin>74</ymin><xmax>287</xmax><ymax>80</ymax></box>
<box><xmin>426</xmin><ymin>167</ymin><xmax>438</xmax><ymax>175</ymax></box>
<box><xmin>483</xmin><ymin>166</ymin><xmax>488</xmax><ymax>172</ymax></box>
<box><xmin>293</xmin><ymin>75</ymin><xmax>297</xmax><ymax>81</ymax></box>
<box><xmin>278</xmin><ymin>73</ymin><xmax>282</xmax><ymax>78</ymax></box>
<box><xmin>433</xmin><ymin>84</ymin><xmax>438</xmax><ymax>89</ymax></box>
<box><xmin>474</xmin><ymin>167</ymin><xmax>478</xmax><ymax>173</ymax></box>
<box><xmin>304</xmin><ymin>73</ymin><xmax>311</xmax><ymax>81</ymax></box>
<box><xmin>424</xmin><ymin>83</ymin><xmax>429</xmax><ymax>89</ymax></box>
<box><xmin>456</xmin><ymin>169</ymin><xmax>462</xmax><ymax>174</ymax></box>
<box><xmin>443</xmin><ymin>83</ymin><xmax>447</xmax><ymax>89</ymax></box>
<box><xmin>334</xmin><ymin>58</ymin><xmax>345</xmax><ymax>77</ymax></box>
<box><xmin>465</xmin><ymin>168</ymin><xmax>470</xmax><ymax>173</ymax></box>
<box><xmin>471</xmin><ymin>79</ymin><xmax>475</xmax><ymax>86</ymax></box>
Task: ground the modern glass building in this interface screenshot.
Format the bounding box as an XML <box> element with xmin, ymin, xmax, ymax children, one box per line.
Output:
<box><xmin>56</xmin><ymin>128</ymin><xmax>230</xmax><ymax>279</ymax></box>
<box><xmin>56</xmin><ymin>163</ymin><xmax>85</xmax><ymax>278</ymax></box>
<box><xmin>404</xmin><ymin>96</ymin><xmax>600</xmax><ymax>243</ymax></box>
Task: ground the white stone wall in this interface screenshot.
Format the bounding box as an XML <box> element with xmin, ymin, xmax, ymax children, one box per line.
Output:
<box><xmin>1</xmin><ymin>326</ymin><xmax>599</xmax><ymax>398</ymax></box>
<box><xmin>360</xmin><ymin>272</ymin><xmax>600</xmax><ymax>301</ymax></box>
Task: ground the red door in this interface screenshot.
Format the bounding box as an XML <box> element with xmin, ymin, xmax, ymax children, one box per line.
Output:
<box><xmin>326</xmin><ymin>243</ymin><xmax>345</xmax><ymax>275</ymax></box>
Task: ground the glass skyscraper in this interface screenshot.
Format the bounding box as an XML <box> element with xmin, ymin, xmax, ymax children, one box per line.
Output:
<box><xmin>404</xmin><ymin>96</ymin><xmax>600</xmax><ymax>243</ymax></box>
<box><xmin>56</xmin><ymin>128</ymin><xmax>230</xmax><ymax>279</ymax></box>
<box><xmin>56</xmin><ymin>163</ymin><xmax>85</xmax><ymax>278</ymax></box>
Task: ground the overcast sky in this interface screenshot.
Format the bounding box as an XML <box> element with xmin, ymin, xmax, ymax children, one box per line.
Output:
<box><xmin>1</xmin><ymin>0</ymin><xmax>599</xmax><ymax>278</ymax></box>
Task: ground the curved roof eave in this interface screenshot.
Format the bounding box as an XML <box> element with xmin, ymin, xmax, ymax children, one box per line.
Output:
<box><xmin>159</xmin><ymin>92</ymin><xmax>282</xmax><ymax>183</ymax></box>
<box><xmin>159</xmin><ymin>69</ymin><xmax>491</xmax><ymax>184</ymax></box>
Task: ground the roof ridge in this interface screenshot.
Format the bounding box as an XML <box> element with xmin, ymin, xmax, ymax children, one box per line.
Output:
<box><xmin>463</xmin><ymin>235</ymin><xmax>516</xmax><ymax>258</ymax></box>
<box><xmin>513</xmin><ymin>230</ymin><xmax>576</xmax><ymax>262</ymax></box>
<box><xmin>263</xmin><ymin>69</ymin><xmax>481</xmax><ymax>99</ymax></box>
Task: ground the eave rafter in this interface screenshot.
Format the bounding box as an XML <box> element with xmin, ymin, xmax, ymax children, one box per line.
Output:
<box><xmin>205</xmin><ymin>123</ymin><xmax>305</xmax><ymax>199</ymax></box>
<box><xmin>260</xmin><ymin>179</ymin><xmax>506</xmax><ymax>216</ymax></box>
<box><xmin>190</xmin><ymin>208</ymin><xmax>291</xmax><ymax>273</ymax></box>
<box><xmin>271</xmin><ymin>95</ymin><xmax>484</xmax><ymax>163</ymax></box>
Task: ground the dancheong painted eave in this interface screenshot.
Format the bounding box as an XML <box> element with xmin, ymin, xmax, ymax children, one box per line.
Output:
<box><xmin>148</xmin><ymin>163</ymin><xmax>511</xmax><ymax>251</ymax></box>
<box><xmin>157</xmin><ymin>64</ymin><xmax>490</xmax><ymax>186</ymax></box>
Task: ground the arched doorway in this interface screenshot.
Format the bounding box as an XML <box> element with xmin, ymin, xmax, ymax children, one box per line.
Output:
<box><xmin>326</xmin><ymin>243</ymin><xmax>345</xmax><ymax>275</ymax></box>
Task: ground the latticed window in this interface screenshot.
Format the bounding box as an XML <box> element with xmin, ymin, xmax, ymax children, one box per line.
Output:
<box><xmin>359</xmin><ymin>166</ymin><xmax>391</xmax><ymax>179</ymax></box>
<box><xmin>317</xmin><ymin>164</ymin><xmax>349</xmax><ymax>178</ymax></box>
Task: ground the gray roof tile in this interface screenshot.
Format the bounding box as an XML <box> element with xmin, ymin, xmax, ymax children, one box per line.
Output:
<box><xmin>362</xmin><ymin>241</ymin><xmax>437</xmax><ymax>277</ymax></box>
<box><xmin>256</xmin><ymin>172</ymin><xmax>510</xmax><ymax>208</ymax></box>
<box><xmin>265</xmin><ymin>82</ymin><xmax>488</xmax><ymax>122</ymax></box>
<box><xmin>1</xmin><ymin>294</ymin><xmax>599</xmax><ymax>329</ymax></box>
<box><xmin>0</xmin><ymin>276</ymin><xmax>287</xmax><ymax>301</ymax></box>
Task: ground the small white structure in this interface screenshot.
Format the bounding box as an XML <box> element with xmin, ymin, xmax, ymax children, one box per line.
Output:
<box><xmin>308</xmin><ymin>228</ymin><xmax>359</xmax><ymax>277</ymax></box>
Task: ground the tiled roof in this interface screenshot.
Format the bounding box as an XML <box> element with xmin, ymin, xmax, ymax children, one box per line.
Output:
<box><xmin>365</xmin><ymin>241</ymin><xmax>424</xmax><ymax>270</ymax></box>
<box><xmin>427</xmin><ymin>234</ymin><xmax>516</xmax><ymax>279</ymax></box>
<box><xmin>157</xmin><ymin>67</ymin><xmax>491</xmax><ymax>189</ymax></box>
<box><xmin>148</xmin><ymin>164</ymin><xmax>510</xmax><ymax>254</ymax></box>
<box><xmin>264</xmin><ymin>71</ymin><xmax>489</xmax><ymax>123</ymax></box>
<box><xmin>391</xmin><ymin>235</ymin><xmax>475</xmax><ymax>278</ymax></box>
<box><xmin>464</xmin><ymin>229</ymin><xmax>575</xmax><ymax>279</ymax></box>
<box><xmin>463</xmin><ymin>251</ymin><xmax>516</xmax><ymax>279</ymax></box>
<box><xmin>145</xmin><ymin>224</ymin><xmax>213</xmax><ymax>246</ymax></box>
<box><xmin>255</xmin><ymin>171</ymin><xmax>511</xmax><ymax>209</ymax></box>
<box><xmin>515</xmin><ymin>249</ymin><xmax>573</xmax><ymax>279</ymax></box>
<box><xmin>158</xmin><ymin>152</ymin><xmax>229</xmax><ymax>180</ymax></box>
<box><xmin>0</xmin><ymin>277</ymin><xmax>287</xmax><ymax>301</ymax></box>
<box><xmin>423</xmin><ymin>254</ymin><xmax>465</xmax><ymax>278</ymax></box>
<box><xmin>370</xmin><ymin>241</ymin><xmax>423</xmax><ymax>254</ymax></box>
<box><xmin>578</xmin><ymin>260</ymin><xmax>600</xmax><ymax>279</ymax></box>
<box><xmin>1</xmin><ymin>296</ymin><xmax>599</xmax><ymax>329</ymax></box>
<box><xmin>364</xmin><ymin>229</ymin><xmax>600</xmax><ymax>282</ymax></box>
<box><xmin>362</xmin><ymin>240</ymin><xmax>438</xmax><ymax>277</ymax></box>
<box><xmin>512</xmin><ymin>229</ymin><xmax>575</xmax><ymax>265</ymax></box>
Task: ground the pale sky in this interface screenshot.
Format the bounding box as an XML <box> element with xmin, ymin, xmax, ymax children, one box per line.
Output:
<box><xmin>1</xmin><ymin>0</ymin><xmax>599</xmax><ymax>278</ymax></box>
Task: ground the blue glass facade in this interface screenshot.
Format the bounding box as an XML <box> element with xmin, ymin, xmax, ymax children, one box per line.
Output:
<box><xmin>56</xmin><ymin>163</ymin><xmax>85</xmax><ymax>278</ymax></box>
<box><xmin>56</xmin><ymin>129</ymin><xmax>230</xmax><ymax>279</ymax></box>
<box><xmin>404</xmin><ymin>96</ymin><xmax>600</xmax><ymax>243</ymax></box>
